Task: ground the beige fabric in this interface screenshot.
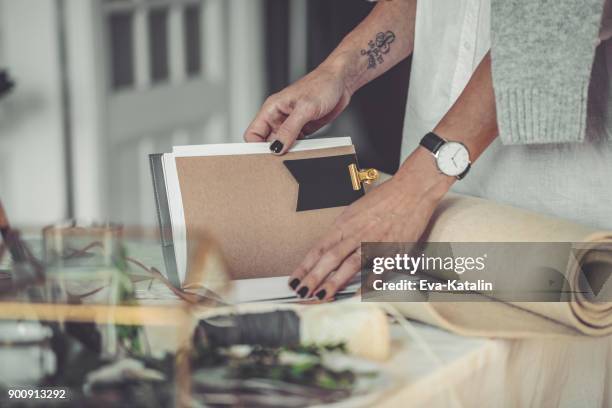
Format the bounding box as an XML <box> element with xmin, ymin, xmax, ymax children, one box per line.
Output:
<box><xmin>377</xmin><ymin>333</ymin><xmax>612</xmax><ymax>408</ymax></box>
<box><xmin>390</xmin><ymin>193</ymin><xmax>612</xmax><ymax>337</ymax></box>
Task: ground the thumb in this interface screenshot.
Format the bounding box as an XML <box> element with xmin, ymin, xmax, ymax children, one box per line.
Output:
<box><xmin>269</xmin><ymin>103</ymin><xmax>314</xmax><ymax>155</ymax></box>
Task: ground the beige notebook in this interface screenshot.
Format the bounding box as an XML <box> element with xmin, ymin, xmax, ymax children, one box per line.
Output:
<box><xmin>152</xmin><ymin>137</ymin><xmax>367</xmax><ymax>288</ymax></box>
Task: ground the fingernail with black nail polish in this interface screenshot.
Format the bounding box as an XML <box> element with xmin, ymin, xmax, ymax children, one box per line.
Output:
<box><xmin>289</xmin><ymin>278</ymin><xmax>300</xmax><ymax>290</ymax></box>
<box><xmin>298</xmin><ymin>286</ymin><xmax>308</xmax><ymax>298</ymax></box>
<box><xmin>270</xmin><ymin>140</ymin><xmax>283</xmax><ymax>154</ymax></box>
<box><xmin>315</xmin><ymin>289</ymin><xmax>326</xmax><ymax>300</ymax></box>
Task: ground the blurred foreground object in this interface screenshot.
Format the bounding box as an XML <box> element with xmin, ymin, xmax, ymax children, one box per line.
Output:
<box><xmin>42</xmin><ymin>221</ymin><xmax>129</xmax><ymax>305</ymax></box>
<box><xmin>0</xmin><ymin>69</ymin><xmax>15</xmax><ymax>98</ymax></box>
<box><xmin>196</xmin><ymin>303</ymin><xmax>390</xmax><ymax>361</ymax></box>
<box><xmin>42</xmin><ymin>221</ymin><xmax>139</xmax><ymax>358</ymax></box>
<box><xmin>190</xmin><ymin>303</ymin><xmax>392</xmax><ymax>407</ymax></box>
<box><xmin>189</xmin><ymin>340</ymin><xmax>390</xmax><ymax>407</ymax></box>
<box><xmin>0</xmin><ymin>321</ymin><xmax>54</xmax><ymax>385</ymax></box>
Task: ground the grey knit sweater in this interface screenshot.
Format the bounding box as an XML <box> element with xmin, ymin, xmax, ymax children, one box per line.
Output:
<box><xmin>491</xmin><ymin>0</ymin><xmax>607</xmax><ymax>144</ymax></box>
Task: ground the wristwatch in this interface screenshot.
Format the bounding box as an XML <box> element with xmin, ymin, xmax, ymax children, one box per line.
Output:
<box><xmin>419</xmin><ymin>132</ymin><xmax>471</xmax><ymax>179</ymax></box>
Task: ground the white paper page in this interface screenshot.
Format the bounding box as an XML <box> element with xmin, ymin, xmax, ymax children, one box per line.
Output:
<box><xmin>172</xmin><ymin>136</ymin><xmax>351</xmax><ymax>157</ymax></box>
<box><xmin>164</xmin><ymin>136</ymin><xmax>353</xmax><ymax>287</ymax></box>
<box><xmin>226</xmin><ymin>276</ymin><xmax>361</xmax><ymax>304</ymax></box>
<box><xmin>162</xmin><ymin>153</ymin><xmax>187</xmax><ymax>284</ymax></box>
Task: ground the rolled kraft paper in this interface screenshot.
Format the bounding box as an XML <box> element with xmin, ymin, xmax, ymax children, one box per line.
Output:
<box><xmin>391</xmin><ymin>193</ymin><xmax>612</xmax><ymax>337</ymax></box>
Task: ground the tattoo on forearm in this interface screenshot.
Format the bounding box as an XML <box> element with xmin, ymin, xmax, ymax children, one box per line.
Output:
<box><xmin>361</xmin><ymin>31</ymin><xmax>396</xmax><ymax>69</ymax></box>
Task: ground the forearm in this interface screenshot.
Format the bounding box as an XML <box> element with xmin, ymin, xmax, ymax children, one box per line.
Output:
<box><xmin>320</xmin><ymin>0</ymin><xmax>416</xmax><ymax>96</ymax></box>
<box><xmin>396</xmin><ymin>52</ymin><xmax>498</xmax><ymax>196</ymax></box>
<box><xmin>433</xmin><ymin>52</ymin><xmax>498</xmax><ymax>162</ymax></box>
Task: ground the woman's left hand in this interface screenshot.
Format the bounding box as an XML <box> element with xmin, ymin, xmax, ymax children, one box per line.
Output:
<box><xmin>288</xmin><ymin>148</ymin><xmax>454</xmax><ymax>300</ymax></box>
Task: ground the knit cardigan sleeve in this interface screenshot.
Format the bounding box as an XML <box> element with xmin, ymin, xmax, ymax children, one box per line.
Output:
<box><xmin>491</xmin><ymin>0</ymin><xmax>606</xmax><ymax>144</ymax></box>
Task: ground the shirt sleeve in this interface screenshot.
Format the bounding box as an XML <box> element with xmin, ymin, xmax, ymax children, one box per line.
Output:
<box><xmin>490</xmin><ymin>0</ymin><xmax>605</xmax><ymax>145</ymax></box>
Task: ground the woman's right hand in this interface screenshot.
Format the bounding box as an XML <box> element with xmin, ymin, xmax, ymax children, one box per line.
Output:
<box><xmin>243</xmin><ymin>63</ymin><xmax>352</xmax><ymax>155</ymax></box>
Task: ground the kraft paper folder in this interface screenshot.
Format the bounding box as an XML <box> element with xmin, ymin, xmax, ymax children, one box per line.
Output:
<box><xmin>149</xmin><ymin>137</ymin><xmax>365</xmax><ymax>301</ymax></box>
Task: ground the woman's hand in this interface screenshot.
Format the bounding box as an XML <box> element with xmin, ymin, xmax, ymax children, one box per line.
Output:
<box><xmin>288</xmin><ymin>148</ymin><xmax>454</xmax><ymax>300</ymax></box>
<box><xmin>242</xmin><ymin>0</ymin><xmax>417</xmax><ymax>153</ymax></box>
<box><xmin>287</xmin><ymin>52</ymin><xmax>499</xmax><ymax>300</ymax></box>
<box><xmin>243</xmin><ymin>63</ymin><xmax>352</xmax><ymax>154</ymax></box>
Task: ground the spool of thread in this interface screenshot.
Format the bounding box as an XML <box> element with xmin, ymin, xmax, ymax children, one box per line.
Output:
<box><xmin>195</xmin><ymin>303</ymin><xmax>390</xmax><ymax>361</ymax></box>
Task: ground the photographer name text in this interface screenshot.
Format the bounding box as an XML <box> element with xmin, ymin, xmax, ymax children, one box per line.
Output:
<box><xmin>372</xmin><ymin>278</ymin><xmax>493</xmax><ymax>292</ymax></box>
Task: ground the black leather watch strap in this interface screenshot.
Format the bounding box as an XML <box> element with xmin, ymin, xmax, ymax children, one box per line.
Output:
<box><xmin>420</xmin><ymin>132</ymin><xmax>446</xmax><ymax>154</ymax></box>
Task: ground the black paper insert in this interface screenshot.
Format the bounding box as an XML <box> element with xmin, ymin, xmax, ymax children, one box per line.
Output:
<box><xmin>283</xmin><ymin>154</ymin><xmax>365</xmax><ymax>212</ymax></box>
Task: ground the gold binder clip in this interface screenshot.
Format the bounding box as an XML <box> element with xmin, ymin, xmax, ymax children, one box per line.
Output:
<box><xmin>348</xmin><ymin>164</ymin><xmax>379</xmax><ymax>191</ymax></box>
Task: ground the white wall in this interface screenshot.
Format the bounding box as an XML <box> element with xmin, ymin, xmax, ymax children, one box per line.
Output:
<box><xmin>228</xmin><ymin>0</ymin><xmax>266</xmax><ymax>141</ymax></box>
<box><xmin>0</xmin><ymin>0</ymin><xmax>267</xmax><ymax>227</ymax></box>
<box><xmin>0</xmin><ymin>0</ymin><xmax>67</xmax><ymax>226</ymax></box>
<box><xmin>64</xmin><ymin>0</ymin><xmax>106</xmax><ymax>222</ymax></box>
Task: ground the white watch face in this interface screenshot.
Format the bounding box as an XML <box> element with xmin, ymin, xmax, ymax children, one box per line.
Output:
<box><xmin>436</xmin><ymin>142</ymin><xmax>470</xmax><ymax>177</ymax></box>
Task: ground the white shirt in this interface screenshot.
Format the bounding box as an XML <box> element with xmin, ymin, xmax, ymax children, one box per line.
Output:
<box><xmin>402</xmin><ymin>0</ymin><xmax>612</xmax><ymax>229</ymax></box>
<box><xmin>402</xmin><ymin>0</ymin><xmax>490</xmax><ymax>160</ymax></box>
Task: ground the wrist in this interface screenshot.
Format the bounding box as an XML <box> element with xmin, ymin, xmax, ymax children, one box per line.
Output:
<box><xmin>394</xmin><ymin>147</ymin><xmax>454</xmax><ymax>201</ymax></box>
<box><xmin>319</xmin><ymin>51</ymin><xmax>364</xmax><ymax>97</ymax></box>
